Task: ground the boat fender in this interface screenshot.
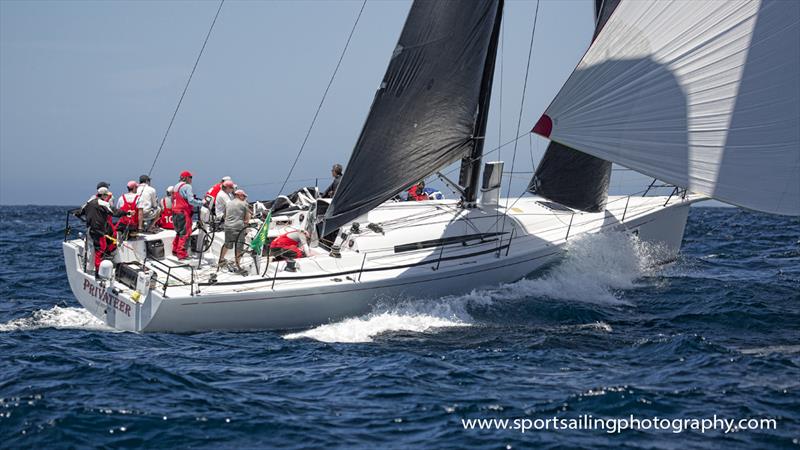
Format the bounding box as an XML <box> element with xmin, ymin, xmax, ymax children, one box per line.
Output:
<box><xmin>97</xmin><ymin>260</ymin><xmax>114</xmax><ymax>281</ymax></box>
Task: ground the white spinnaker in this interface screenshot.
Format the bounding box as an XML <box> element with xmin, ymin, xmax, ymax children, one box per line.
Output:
<box><xmin>534</xmin><ymin>0</ymin><xmax>799</xmax><ymax>216</ymax></box>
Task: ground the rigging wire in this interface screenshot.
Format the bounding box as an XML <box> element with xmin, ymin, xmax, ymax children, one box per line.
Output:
<box><xmin>440</xmin><ymin>132</ymin><xmax>528</xmax><ymax>179</ymax></box>
<box><xmin>499</xmin><ymin>0</ymin><xmax>540</xmax><ymax>236</ymax></box>
<box><xmin>274</xmin><ymin>0</ymin><xmax>367</xmax><ymax>201</ymax></box>
<box><xmin>528</xmin><ymin>133</ymin><xmax>536</xmax><ymax>175</ymax></box>
<box><xmin>147</xmin><ymin>0</ymin><xmax>225</xmax><ymax>177</ymax></box>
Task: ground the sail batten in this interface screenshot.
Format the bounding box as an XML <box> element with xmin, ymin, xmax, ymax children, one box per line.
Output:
<box><xmin>534</xmin><ymin>0</ymin><xmax>800</xmax><ymax>216</ymax></box>
<box><xmin>324</xmin><ymin>0</ymin><xmax>504</xmax><ymax>233</ymax></box>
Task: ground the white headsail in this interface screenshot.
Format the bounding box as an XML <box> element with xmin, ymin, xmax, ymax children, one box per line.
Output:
<box><xmin>533</xmin><ymin>0</ymin><xmax>799</xmax><ymax>215</ymax></box>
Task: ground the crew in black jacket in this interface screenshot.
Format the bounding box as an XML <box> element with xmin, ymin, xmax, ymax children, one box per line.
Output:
<box><xmin>79</xmin><ymin>187</ymin><xmax>128</xmax><ymax>273</ymax></box>
<box><xmin>322</xmin><ymin>163</ymin><xmax>343</xmax><ymax>198</ymax></box>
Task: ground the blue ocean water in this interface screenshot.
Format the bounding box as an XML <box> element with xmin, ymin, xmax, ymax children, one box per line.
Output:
<box><xmin>0</xmin><ymin>205</ymin><xmax>798</xmax><ymax>449</ymax></box>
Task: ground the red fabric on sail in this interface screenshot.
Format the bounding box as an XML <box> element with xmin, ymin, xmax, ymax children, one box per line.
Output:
<box><xmin>531</xmin><ymin>114</ymin><xmax>552</xmax><ymax>138</ymax></box>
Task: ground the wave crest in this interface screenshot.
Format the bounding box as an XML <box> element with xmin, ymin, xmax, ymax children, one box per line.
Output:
<box><xmin>0</xmin><ymin>306</ymin><xmax>112</xmax><ymax>332</ymax></box>
<box><xmin>286</xmin><ymin>231</ymin><xmax>659</xmax><ymax>343</ymax></box>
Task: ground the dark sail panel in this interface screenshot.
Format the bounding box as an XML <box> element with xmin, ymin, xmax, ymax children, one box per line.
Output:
<box><xmin>324</xmin><ymin>0</ymin><xmax>503</xmax><ymax>233</ymax></box>
<box><xmin>528</xmin><ymin>144</ymin><xmax>612</xmax><ymax>211</ymax></box>
<box><xmin>528</xmin><ymin>0</ymin><xmax>619</xmax><ymax>212</ymax></box>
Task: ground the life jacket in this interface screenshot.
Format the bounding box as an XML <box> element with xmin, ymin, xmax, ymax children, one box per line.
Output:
<box><xmin>158</xmin><ymin>197</ymin><xmax>174</xmax><ymax>229</ymax></box>
<box><xmin>117</xmin><ymin>193</ymin><xmax>140</xmax><ymax>226</ymax></box>
<box><xmin>173</xmin><ymin>182</ymin><xmax>192</xmax><ymax>214</ymax></box>
<box><xmin>407</xmin><ymin>186</ymin><xmax>428</xmax><ymax>201</ymax></box>
<box><xmin>205</xmin><ymin>183</ymin><xmax>222</xmax><ymax>209</ymax></box>
<box><xmin>270</xmin><ymin>233</ymin><xmax>299</xmax><ymax>249</ymax></box>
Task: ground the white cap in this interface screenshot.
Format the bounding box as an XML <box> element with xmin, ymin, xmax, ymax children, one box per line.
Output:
<box><xmin>221</xmin><ymin>176</ymin><xmax>232</xmax><ymax>182</ymax></box>
<box><xmin>166</xmin><ymin>185</ymin><xmax>174</xmax><ymax>194</ymax></box>
<box><xmin>97</xmin><ymin>187</ymin><xmax>109</xmax><ymax>196</ymax></box>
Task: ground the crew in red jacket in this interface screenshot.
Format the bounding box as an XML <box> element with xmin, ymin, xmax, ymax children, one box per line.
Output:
<box><xmin>172</xmin><ymin>171</ymin><xmax>204</xmax><ymax>259</ymax></box>
<box><xmin>157</xmin><ymin>186</ymin><xmax>174</xmax><ymax>230</ymax></box>
<box><xmin>269</xmin><ymin>229</ymin><xmax>309</xmax><ymax>260</ymax></box>
<box><xmin>407</xmin><ymin>181</ymin><xmax>429</xmax><ymax>201</ymax></box>
<box><xmin>115</xmin><ymin>181</ymin><xmax>141</xmax><ymax>236</ymax></box>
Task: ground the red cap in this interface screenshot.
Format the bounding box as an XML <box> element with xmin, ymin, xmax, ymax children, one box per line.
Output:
<box><xmin>180</xmin><ymin>170</ymin><xmax>193</xmax><ymax>178</ymax></box>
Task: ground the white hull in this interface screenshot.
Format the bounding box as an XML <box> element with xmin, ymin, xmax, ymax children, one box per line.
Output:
<box><xmin>63</xmin><ymin>194</ymin><xmax>697</xmax><ymax>332</ymax></box>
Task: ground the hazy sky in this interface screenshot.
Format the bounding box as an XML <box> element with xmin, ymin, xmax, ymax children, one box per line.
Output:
<box><xmin>1</xmin><ymin>0</ymin><xmax>654</xmax><ymax>206</ymax></box>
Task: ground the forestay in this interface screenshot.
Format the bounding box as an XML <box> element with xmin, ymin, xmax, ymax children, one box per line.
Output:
<box><xmin>324</xmin><ymin>0</ymin><xmax>504</xmax><ymax>233</ymax></box>
<box><xmin>532</xmin><ymin>0</ymin><xmax>800</xmax><ymax>216</ymax></box>
<box><xmin>528</xmin><ymin>0</ymin><xmax>620</xmax><ymax>213</ymax></box>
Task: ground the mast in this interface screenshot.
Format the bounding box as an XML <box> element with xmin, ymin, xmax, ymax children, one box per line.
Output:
<box><xmin>457</xmin><ymin>1</ymin><xmax>503</xmax><ymax>206</ymax></box>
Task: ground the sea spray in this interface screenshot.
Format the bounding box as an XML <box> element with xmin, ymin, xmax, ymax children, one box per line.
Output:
<box><xmin>502</xmin><ymin>231</ymin><xmax>663</xmax><ymax>306</ymax></box>
<box><xmin>283</xmin><ymin>293</ymin><xmax>488</xmax><ymax>343</ymax></box>
<box><xmin>0</xmin><ymin>306</ymin><xmax>112</xmax><ymax>332</ymax></box>
<box><xmin>286</xmin><ymin>231</ymin><xmax>659</xmax><ymax>343</ymax></box>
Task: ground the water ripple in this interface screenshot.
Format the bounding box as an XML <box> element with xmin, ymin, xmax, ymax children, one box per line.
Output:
<box><xmin>1</xmin><ymin>206</ymin><xmax>798</xmax><ymax>448</ymax></box>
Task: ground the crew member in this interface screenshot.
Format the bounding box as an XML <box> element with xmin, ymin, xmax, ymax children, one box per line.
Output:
<box><xmin>172</xmin><ymin>171</ymin><xmax>204</xmax><ymax>260</ymax></box>
<box><xmin>214</xmin><ymin>180</ymin><xmax>235</xmax><ymax>226</ymax></box>
<box><xmin>218</xmin><ymin>189</ymin><xmax>251</xmax><ymax>272</ymax></box>
<box><xmin>205</xmin><ymin>176</ymin><xmax>232</xmax><ymax>211</ymax></box>
<box><xmin>322</xmin><ymin>164</ymin><xmax>343</xmax><ymax>198</ymax></box>
<box><xmin>75</xmin><ymin>181</ymin><xmax>111</xmax><ymax>220</ymax></box>
<box><xmin>116</xmin><ymin>181</ymin><xmax>142</xmax><ymax>236</ymax></box>
<box><xmin>407</xmin><ymin>181</ymin><xmax>428</xmax><ymax>201</ymax></box>
<box><xmin>269</xmin><ymin>228</ymin><xmax>309</xmax><ymax>261</ymax></box>
<box><xmin>84</xmin><ymin>187</ymin><xmax>127</xmax><ymax>273</ymax></box>
<box><xmin>157</xmin><ymin>186</ymin><xmax>174</xmax><ymax>230</ymax></box>
<box><xmin>136</xmin><ymin>174</ymin><xmax>160</xmax><ymax>231</ymax></box>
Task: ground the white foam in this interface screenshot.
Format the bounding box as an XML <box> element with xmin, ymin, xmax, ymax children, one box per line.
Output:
<box><xmin>572</xmin><ymin>321</ymin><xmax>614</xmax><ymax>333</ymax></box>
<box><xmin>0</xmin><ymin>306</ymin><xmax>113</xmax><ymax>332</ymax></box>
<box><xmin>495</xmin><ymin>231</ymin><xmax>661</xmax><ymax>306</ymax></box>
<box><xmin>286</xmin><ymin>232</ymin><xmax>656</xmax><ymax>343</ymax></box>
<box><xmin>284</xmin><ymin>295</ymin><xmax>482</xmax><ymax>343</ymax></box>
<box><xmin>284</xmin><ymin>311</ymin><xmax>465</xmax><ymax>343</ymax></box>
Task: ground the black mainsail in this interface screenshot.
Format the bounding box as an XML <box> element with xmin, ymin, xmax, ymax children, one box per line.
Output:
<box><xmin>324</xmin><ymin>0</ymin><xmax>504</xmax><ymax>233</ymax></box>
<box><xmin>527</xmin><ymin>0</ymin><xmax>619</xmax><ymax>212</ymax></box>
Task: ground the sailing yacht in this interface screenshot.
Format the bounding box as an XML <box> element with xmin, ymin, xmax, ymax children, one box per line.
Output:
<box><xmin>62</xmin><ymin>0</ymin><xmax>798</xmax><ymax>332</ymax></box>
